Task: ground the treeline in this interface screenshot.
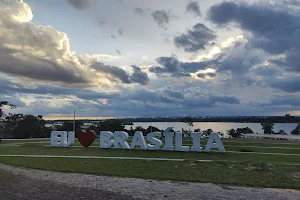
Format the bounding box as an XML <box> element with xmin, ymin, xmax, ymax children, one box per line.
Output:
<box><xmin>2</xmin><ymin>116</ymin><xmax>300</xmax><ymax>139</ymax></box>
<box><xmin>0</xmin><ymin>113</ymin><xmax>51</xmax><ymax>139</ymax></box>
<box><xmin>120</xmin><ymin>114</ymin><xmax>300</xmax><ymax>123</ymax></box>
<box><xmin>1</xmin><ymin>101</ymin><xmax>300</xmax><ymax>139</ymax></box>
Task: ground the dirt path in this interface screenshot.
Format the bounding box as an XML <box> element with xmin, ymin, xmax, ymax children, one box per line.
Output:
<box><xmin>0</xmin><ymin>163</ymin><xmax>299</xmax><ymax>200</ymax></box>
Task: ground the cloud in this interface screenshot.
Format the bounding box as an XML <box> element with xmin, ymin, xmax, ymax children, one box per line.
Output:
<box><xmin>150</xmin><ymin>57</ymin><xmax>181</xmax><ymax>74</ymax></box>
<box><xmin>164</xmin><ymin>89</ymin><xmax>184</xmax><ymax>99</ymax></box>
<box><xmin>95</xmin><ymin>17</ymin><xmax>108</xmax><ymax>26</ymax></box>
<box><xmin>91</xmin><ymin>63</ymin><xmax>132</xmax><ymax>84</ymax></box>
<box><xmin>91</xmin><ymin>63</ymin><xmax>149</xmax><ymax>85</ymax></box>
<box><xmin>118</xmin><ymin>0</ymin><xmax>124</xmax><ymax>7</ymax></box>
<box><xmin>269</xmin><ymin>77</ymin><xmax>300</xmax><ymax>93</ymax></box>
<box><xmin>151</xmin><ymin>10</ymin><xmax>170</xmax><ymax>28</ymax></box>
<box><xmin>0</xmin><ymin>1</ymin><xmax>147</xmax><ymax>87</ymax></box>
<box><xmin>111</xmin><ymin>35</ymin><xmax>117</xmax><ymax>39</ymax></box>
<box><xmin>252</xmin><ymin>95</ymin><xmax>300</xmax><ymax>107</ymax></box>
<box><xmin>197</xmin><ymin>72</ymin><xmax>216</xmax><ymax>78</ymax></box>
<box><xmin>0</xmin><ymin>79</ymin><xmax>119</xmax><ymax>101</ymax></box>
<box><xmin>0</xmin><ymin>0</ymin><xmax>92</xmax><ymax>85</ymax></box>
<box><xmin>250</xmin><ymin>65</ymin><xmax>279</xmax><ymax>77</ymax></box>
<box><xmin>130</xmin><ymin>65</ymin><xmax>150</xmax><ymax>85</ymax></box>
<box><xmin>270</xmin><ymin>95</ymin><xmax>300</xmax><ymax>107</ymax></box>
<box><xmin>208</xmin><ymin>1</ymin><xmax>300</xmax><ymax>73</ymax></box>
<box><xmin>186</xmin><ymin>1</ymin><xmax>201</xmax><ymax>16</ymax></box>
<box><xmin>174</xmin><ymin>23</ymin><xmax>216</xmax><ymax>52</ymax></box>
<box><xmin>149</xmin><ymin>56</ymin><xmax>213</xmax><ymax>77</ymax></box>
<box><xmin>116</xmin><ymin>50</ymin><xmax>121</xmax><ymax>55</ymax></box>
<box><xmin>118</xmin><ymin>28</ymin><xmax>124</xmax><ymax>35</ymax></box>
<box><xmin>134</xmin><ymin>7</ymin><xmax>144</xmax><ymax>15</ymax></box>
<box><xmin>66</xmin><ymin>0</ymin><xmax>96</xmax><ymax>11</ymax></box>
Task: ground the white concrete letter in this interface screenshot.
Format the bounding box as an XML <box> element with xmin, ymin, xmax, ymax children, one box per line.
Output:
<box><xmin>146</xmin><ymin>132</ymin><xmax>163</xmax><ymax>150</ymax></box>
<box><xmin>175</xmin><ymin>132</ymin><xmax>189</xmax><ymax>152</ymax></box>
<box><xmin>163</xmin><ymin>132</ymin><xmax>174</xmax><ymax>151</ymax></box>
<box><xmin>51</xmin><ymin>131</ymin><xmax>68</xmax><ymax>147</ymax></box>
<box><xmin>204</xmin><ymin>132</ymin><xmax>226</xmax><ymax>153</ymax></box>
<box><xmin>191</xmin><ymin>132</ymin><xmax>202</xmax><ymax>152</ymax></box>
<box><xmin>66</xmin><ymin>131</ymin><xmax>75</xmax><ymax>146</ymax></box>
<box><xmin>130</xmin><ymin>131</ymin><xmax>147</xmax><ymax>150</ymax></box>
<box><xmin>113</xmin><ymin>131</ymin><xmax>130</xmax><ymax>149</ymax></box>
<box><xmin>100</xmin><ymin>131</ymin><xmax>114</xmax><ymax>148</ymax></box>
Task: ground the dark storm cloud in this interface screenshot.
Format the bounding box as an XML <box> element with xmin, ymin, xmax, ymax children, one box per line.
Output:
<box><xmin>209</xmin><ymin>95</ymin><xmax>239</xmax><ymax>105</ymax></box>
<box><xmin>91</xmin><ymin>62</ymin><xmax>132</xmax><ymax>84</ymax></box>
<box><xmin>149</xmin><ymin>56</ymin><xmax>216</xmax><ymax>77</ymax></box>
<box><xmin>171</xmin><ymin>72</ymin><xmax>191</xmax><ymax>78</ymax></box>
<box><xmin>186</xmin><ymin>1</ymin><xmax>201</xmax><ymax>16</ymax></box>
<box><xmin>130</xmin><ymin>65</ymin><xmax>150</xmax><ymax>85</ymax></box>
<box><xmin>150</xmin><ymin>57</ymin><xmax>181</xmax><ymax>74</ymax></box>
<box><xmin>0</xmin><ymin>48</ymin><xmax>90</xmax><ymax>85</ymax></box>
<box><xmin>91</xmin><ymin>63</ymin><xmax>149</xmax><ymax>85</ymax></box>
<box><xmin>197</xmin><ymin>73</ymin><xmax>206</xmax><ymax>78</ymax></box>
<box><xmin>164</xmin><ymin>89</ymin><xmax>184</xmax><ymax>99</ymax></box>
<box><xmin>270</xmin><ymin>95</ymin><xmax>300</xmax><ymax>106</ymax></box>
<box><xmin>251</xmin><ymin>66</ymin><xmax>279</xmax><ymax>77</ymax></box>
<box><xmin>151</xmin><ymin>10</ymin><xmax>170</xmax><ymax>28</ymax></box>
<box><xmin>197</xmin><ymin>72</ymin><xmax>216</xmax><ymax>78</ymax></box>
<box><xmin>269</xmin><ymin>77</ymin><xmax>300</xmax><ymax>93</ymax></box>
<box><xmin>124</xmin><ymin>88</ymin><xmax>239</xmax><ymax>108</ymax></box>
<box><xmin>208</xmin><ymin>1</ymin><xmax>300</xmax><ymax>73</ymax></box>
<box><xmin>182</xmin><ymin>94</ymin><xmax>240</xmax><ymax>107</ymax></box>
<box><xmin>66</xmin><ymin>0</ymin><xmax>96</xmax><ymax>11</ymax></box>
<box><xmin>0</xmin><ymin>77</ymin><xmax>119</xmax><ymax>101</ymax></box>
<box><xmin>206</xmin><ymin>72</ymin><xmax>217</xmax><ymax>77</ymax></box>
<box><xmin>174</xmin><ymin>23</ymin><xmax>216</xmax><ymax>52</ymax></box>
<box><xmin>253</xmin><ymin>95</ymin><xmax>300</xmax><ymax>107</ymax></box>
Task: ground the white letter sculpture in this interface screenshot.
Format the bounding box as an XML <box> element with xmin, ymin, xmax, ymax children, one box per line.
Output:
<box><xmin>130</xmin><ymin>131</ymin><xmax>147</xmax><ymax>149</ymax></box>
<box><xmin>50</xmin><ymin>131</ymin><xmax>75</xmax><ymax>147</ymax></box>
<box><xmin>100</xmin><ymin>131</ymin><xmax>114</xmax><ymax>148</ymax></box>
<box><xmin>175</xmin><ymin>131</ymin><xmax>189</xmax><ymax>152</ymax></box>
<box><xmin>204</xmin><ymin>132</ymin><xmax>226</xmax><ymax>153</ymax></box>
<box><xmin>146</xmin><ymin>132</ymin><xmax>163</xmax><ymax>150</ymax></box>
<box><xmin>114</xmin><ymin>131</ymin><xmax>130</xmax><ymax>149</ymax></box>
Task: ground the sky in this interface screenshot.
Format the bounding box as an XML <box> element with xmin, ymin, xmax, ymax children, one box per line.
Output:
<box><xmin>1</xmin><ymin>0</ymin><xmax>300</xmax><ymax>119</ymax></box>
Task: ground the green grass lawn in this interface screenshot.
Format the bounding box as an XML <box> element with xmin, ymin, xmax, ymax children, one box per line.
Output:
<box><xmin>1</xmin><ymin>138</ymin><xmax>300</xmax><ymax>189</ymax></box>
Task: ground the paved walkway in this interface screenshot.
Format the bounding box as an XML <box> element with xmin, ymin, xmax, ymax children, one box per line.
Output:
<box><xmin>1</xmin><ymin>163</ymin><xmax>300</xmax><ymax>199</ymax></box>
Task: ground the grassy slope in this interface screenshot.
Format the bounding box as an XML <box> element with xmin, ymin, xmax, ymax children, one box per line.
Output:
<box><xmin>0</xmin><ymin>157</ymin><xmax>300</xmax><ymax>189</ymax></box>
<box><xmin>1</xmin><ymin>138</ymin><xmax>300</xmax><ymax>189</ymax></box>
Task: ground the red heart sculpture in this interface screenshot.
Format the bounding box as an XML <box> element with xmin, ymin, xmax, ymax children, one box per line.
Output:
<box><xmin>77</xmin><ymin>130</ymin><xmax>97</xmax><ymax>148</ymax></box>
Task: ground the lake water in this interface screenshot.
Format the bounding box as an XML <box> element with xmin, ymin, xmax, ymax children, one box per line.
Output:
<box><xmin>125</xmin><ymin>122</ymin><xmax>298</xmax><ymax>134</ymax></box>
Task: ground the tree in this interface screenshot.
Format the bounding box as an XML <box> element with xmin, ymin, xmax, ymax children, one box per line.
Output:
<box><xmin>227</xmin><ymin>128</ymin><xmax>242</xmax><ymax>138</ymax></box>
<box><xmin>182</xmin><ymin>116</ymin><xmax>194</xmax><ymax>127</ymax></box>
<box><xmin>236</xmin><ymin>127</ymin><xmax>254</xmax><ymax>135</ymax></box>
<box><xmin>291</xmin><ymin>123</ymin><xmax>300</xmax><ymax>135</ymax></box>
<box><xmin>145</xmin><ymin>126</ymin><xmax>161</xmax><ymax>134</ymax></box>
<box><xmin>261</xmin><ymin>120</ymin><xmax>274</xmax><ymax>134</ymax></box>
<box><xmin>181</xmin><ymin>116</ymin><xmax>194</xmax><ymax>137</ymax></box>
<box><xmin>90</xmin><ymin>119</ymin><xmax>125</xmax><ymax>134</ymax></box>
<box><xmin>0</xmin><ymin>114</ymin><xmax>50</xmax><ymax>139</ymax></box>
<box><xmin>58</xmin><ymin>121</ymin><xmax>82</xmax><ymax>132</ymax></box>
<box><xmin>202</xmin><ymin>129</ymin><xmax>213</xmax><ymax>137</ymax></box>
<box><xmin>57</xmin><ymin>121</ymin><xmax>83</xmax><ymax>137</ymax></box>
<box><xmin>277</xmin><ymin>130</ymin><xmax>287</xmax><ymax>135</ymax></box>
<box><xmin>0</xmin><ymin>101</ymin><xmax>16</xmax><ymax>118</ymax></box>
